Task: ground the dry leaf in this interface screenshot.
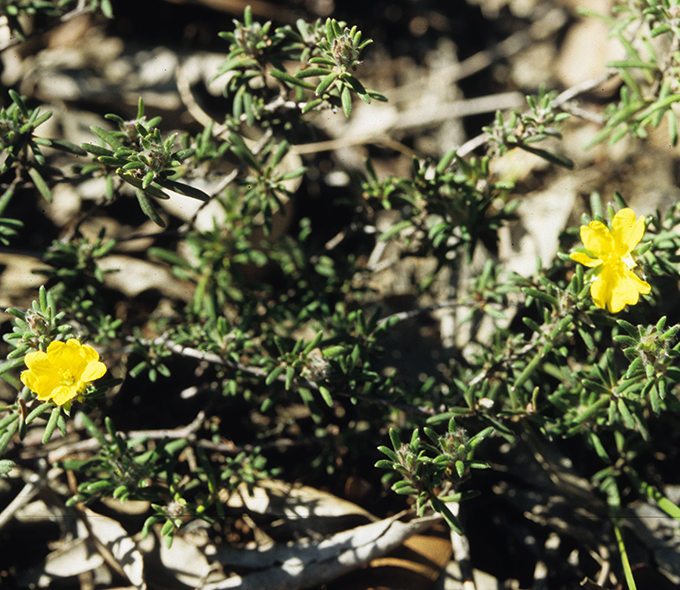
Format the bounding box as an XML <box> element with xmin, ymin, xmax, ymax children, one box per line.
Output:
<box><xmin>206</xmin><ymin>512</ymin><xmax>442</xmax><ymax>590</ymax></box>
<box><xmin>81</xmin><ymin>507</ymin><xmax>146</xmax><ymax>590</ymax></box>
<box><xmin>327</xmin><ymin>522</ymin><xmax>453</xmax><ymax>590</ymax></box>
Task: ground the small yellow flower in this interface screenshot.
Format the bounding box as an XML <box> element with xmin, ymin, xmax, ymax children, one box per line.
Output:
<box><xmin>570</xmin><ymin>208</ymin><xmax>650</xmax><ymax>313</ymax></box>
<box><xmin>20</xmin><ymin>339</ymin><xmax>107</xmax><ymax>406</ymax></box>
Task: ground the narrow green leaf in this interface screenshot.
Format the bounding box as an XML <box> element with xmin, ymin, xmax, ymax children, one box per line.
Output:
<box><xmin>0</xmin><ymin>357</ymin><xmax>28</xmax><ymax>375</ymax></box>
<box><xmin>120</xmin><ymin>174</ymin><xmax>169</xmax><ymax>200</ymax></box>
<box><xmin>517</xmin><ymin>144</ymin><xmax>574</xmax><ymax>169</ymax></box>
<box><xmin>269</xmin><ymin>69</ymin><xmax>315</xmax><ymax>89</ymax></box>
<box><xmin>265</xmin><ymin>365</ymin><xmax>286</xmax><ymax>386</ymax></box>
<box><xmin>375</xmin><ymin>459</ymin><xmax>394</xmax><ymax>469</ymax></box>
<box><xmin>42</xmin><ymin>406</ymin><xmax>61</xmax><ymax>444</ymax></box>
<box><xmin>318</xmin><ymin>386</ymin><xmax>332</xmax><ymax>407</ymax></box>
<box><xmin>156</xmin><ymin>179</ymin><xmax>210</xmax><ymax>201</ymax></box>
<box><xmin>134</xmin><ymin>189</ymin><xmax>166</xmax><ymax>227</ymax></box>
<box><xmin>0</xmin><ymin>459</ymin><xmax>15</xmax><ymax>475</ymax></box>
<box><xmin>297</xmin><ymin>68</ymin><xmax>330</xmax><ymax>79</ymax></box>
<box><xmin>228</xmin><ymin>133</ymin><xmax>261</xmax><ymax>171</ymax></box>
<box><xmin>27</xmin><ymin>168</ymin><xmax>52</xmax><ymax>202</ymax></box>
<box><xmin>89</xmin><ymin>125</ymin><xmax>123</xmax><ymax>150</ymax></box>
<box><xmin>0</xmin><ymin>420</ymin><xmax>19</xmax><ymax>456</ymax></box>
<box><xmin>9</xmin><ymin>90</ymin><xmax>29</xmax><ymax>117</ymax></box>
<box><xmin>81</xmin><ymin>143</ymin><xmax>114</xmax><ymax>157</ymax></box>
<box><xmin>100</xmin><ymin>0</ymin><xmax>114</xmax><ymax>18</ymax></box>
<box><xmin>302</xmin><ymin>98</ymin><xmax>324</xmax><ymax>113</ymax></box>
<box><xmin>316</xmin><ymin>71</ymin><xmax>340</xmax><ymax>96</ymax></box>
<box><xmin>25</xmin><ymin>402</ymin><xmax>52</xmax><ymax>424</ymax></box>
<box><xmin>606</xmin><ymin>59</ymin><xmax>659</xmax><ymax>70</ymax></box>
<box><xmin>388</xmin><ymin>428</ymin><xmax>402</xmax><ymax>450</ymax></box>
<box><xmin>617</xmin><ymin>398</ymin><xmax>636</xmax><ymax>429</ymax></box>
<box><xmin>378</xmin><ymin>445</ymin><xmax>399</xmax><ymax>463</ymax></box>
<box><xmin>341</xmin><ymin>85</ymin><xmax>352</xmax><ymax>118</ymax></box>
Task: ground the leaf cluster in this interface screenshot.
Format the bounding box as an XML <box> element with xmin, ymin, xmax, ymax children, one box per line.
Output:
<box><xmin>376</xmin><ymin>423</ymin><xmax>491</xmax><ymax>532</ymax></box>
<box><xmin>362</xmin><ymin>149</ymin><xmax>518</xmax><ymax>273</ymax></box>
<box><xmin>61</xmin><ymin>413</ymin><xmax>273</xmax><ymax>547</ymax></box>
<box><xmin>214</xmin><ymin>7</ymin><xmax>386</xmax><ymax>121</ymax></box>
<box><xmin>583</xmin><ymin>0</ymin><xmax>680</xmax><ymax>147</ymax></box>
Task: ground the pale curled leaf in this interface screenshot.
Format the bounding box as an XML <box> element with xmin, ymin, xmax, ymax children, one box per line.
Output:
<box><xmin>81</xmin><ymin>507</ymin><xmax>146</xmax><ymax>590</ymax></box>
<box><xmin>158</xmin><ymin>533</ymin><xmax>214</xmax><ymax>587</ymax></box>
<box><xmin>224</xmin><ymin>479</ymin><xmax>375</xmax><ymax>522</ymax></box>
<box><xmin>205</xmin><ymin>512</ymin><xmax>442</xmax><ymax>590</ymax></box>
<box><xmin>43</xmin><ymin>538</ymin><xmax>105</xmax><ymax>577</ymax></box>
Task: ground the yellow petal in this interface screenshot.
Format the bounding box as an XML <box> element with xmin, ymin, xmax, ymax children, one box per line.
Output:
<box><xmin>589</xmin><ymin>274</ymin><xmax>610</xmax><ymax>311</ymax></box>
<box><xmin>581</xmin><ymin>220</ymin><xmax>614</xmax><ymax>257</ymax></box>
<box><xmin>46</xmin><ymin>340</ymin><xmax>67</xmax><ymax>354</ymax></box>
<box><xmin>79</xmin><ymin>345</ymin><xmax>101</xmax><ymax>364</ymax></box>
<box><xmin>591</xmin><ymin>261</ymin><xmax>650</xmax><ymax>313</ymax></box>
<box><xmin>570</xmin><ymin>252</ymin><xmax>602</xmax><ymax>268</ymax></box>
<box><xmin>24</xmin><ymin>350</ymin><xmax>47</xmax><ymax>369</ymax></box>
<box><xmin>51</xmin><ymin>385</ymin><xmax>78</xmax><ymax>406</ymax></box>
<box><xmin>20</xmin><ymin>368</ymin><xmax>39</xmax><ymax>392</ymax></box>
<box><xmin>611</xmin><ymin>208</ymin><xmax>645</xmax><ymax>256</ymax></box>
<box><xmin>81</xmin><ymin>360</ymin><xmax>107</xmax><ymax>383</ymax></box>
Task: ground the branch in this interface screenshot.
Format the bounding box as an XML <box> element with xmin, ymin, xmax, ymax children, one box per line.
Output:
<box><xmin>145</xmin><ymin>337</ymin><xmax>435</xmax><ymax>416</ymax></box>
<box><xmin>457</xmin><ymin>69</ymin><xmax>620</xmax><ymax>158</ymax></box>
<box><xmin>46</xmin><ymin>409</ymin><xmax>207</xmax><ymax>463</ymax></box>
<box><xmin>0</xmin><ymin>1</ymin><xmax>97</xmax><ymax>54</ymax></box>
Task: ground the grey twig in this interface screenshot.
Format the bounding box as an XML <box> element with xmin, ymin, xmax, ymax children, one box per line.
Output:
<box><xmin>47</xmin><ymin>410</ymin><xmax>207</xmax><ymax>463</ymax></box>
<box><xmin>146</xmin><ymin>336</ymin><xmax>435</xmax><ymax>416</ymax></box>
<box><xmin>0</xmin><ymin>460</ymin><xmax>50</xmax><ymax>531</ymax></box>
<box><xmin>0</xmin><ymin>1</ymin><xmax>96</xmax><ymax>54</ymax></box>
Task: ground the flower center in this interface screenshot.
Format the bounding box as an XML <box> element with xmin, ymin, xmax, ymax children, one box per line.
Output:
<box><xmin>58</xmin><ymin>368</ymin><xmax>76</xmax><ymax>386</ymax></box>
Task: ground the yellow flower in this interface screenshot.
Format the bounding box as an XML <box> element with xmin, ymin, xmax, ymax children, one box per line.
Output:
<box><xmin>570</xmin><ymin>208</ymin><xmax>650</xmax><ymax>313</ymax></box>
<box><xmin>20</xmin><ymin>339</ymin><xmax>107</xmax><ymax>406</ymax></box>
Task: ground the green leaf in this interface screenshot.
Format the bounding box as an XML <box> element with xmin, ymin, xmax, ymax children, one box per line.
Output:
<box><xmin>0</xmin><ymin>357</ymin><xmax>28</xmax><ymax>375</ymax></box>
<box><xmin>616</xmin><ymin>398</ymin><xmax>636</xmax><ymax>430</ymax></box>
<box><xmin>27</xmin><ymin>168</ymin><xmax>52</xmax><ymax>202</ymax></box>
<box><xmin>100</xmin><ymin>0</ymin><xmax>114</xmax><ymax>18</ymax></box>
<box><xmin>134</xmin><ymin>189</ymin><xmax>166</xmax><ymax>227</ymax></box>
<box><xmin>269</xmin><ymin>69</ymin><xmax>315</xmax><ymax>89</ymax></box>
<box><xmin>81</xmin><ymin>143</ymin><xmax>115</xmax><ymax>157</ymax></box>
<box><xmin>120</xmin><ymin>174</ymin><xmax>170</xmax><ymax>200</ymax></box>
<box><xmin>42</xmin><ymin>406</ymin><xmax>61</xmax><ymax>444</ymax></box>
<box><xmin>429</xmin><ymin>496</ymin><xmax>462</xmax><ymax>534</ymax></box>
<box><xmin>156</xmin><ymin>179</ymin><xmax>210</xmax><ymax>201</ymax></box>
<box><xmin>389</xmin><ymin>428</ymin><xmax>402</xmax><ymax>450</ymax></box>
<box><xmin>228</xmin><ymin>133</ymin><xmax>261</xmax><ymax>171</ymax></box>
<box><xmin>297</xmin><ymin>68</ymin><xmax>330</xmax><ymax>78</ymax></box>
<box><xmin>90</xmin><ymin>125</ymin><xmax>124</xmax><ymax>150</ymax></box>
<box><xmin>265</xmin><ymin>365</ymin><xmax>286</xmax><ymax>386</ymax></box>
<box><xmin>316</xmin><ymin>71</ymin><xmax>340</xmax><ymax>95</ymax></box>
<box><xmin>378</xmin><ymin>445</ymin><xmax>399</xmax><ymax>463</ymax></box>
<box><xmin>8</xmin><ymin>90</ymin><xmax>29</xmax><ymax>117</ymax></box>
<box><xmin>517</xmin><ymin>144</ymin><xmax>574</xmax><ymax>169</ymax></box>
<box><xmin>318</xmin><ymin>386</ymin><xmax>333</xmax><ymax>407</ymax></box>
<box><xmin>302</xmin><ymin>99</ymin><xmax>324</xmax><ymax>113</ymax></box>
<box><xmin>341</xmin><ymin>85</ymin><xmax>352</xmax><ymax>118</ymax></box>
<box><xmin>25</xmin><ymin>402</ymin><xmax>52</xmax><ymax>424</ymax></box>
<box><xmin>375</xmin><ymin>459</ymin><xmax>395</xmax><ymax>469</ymax></box>
<box><xmin>0</xmin><ymin>459</ymin><xmax>15</xmax><ymax>476</ymax></box>
<box><xmin>606</xmin><ymin>59</ymin><xmax>659</xmax><ymax>70</ymax></box>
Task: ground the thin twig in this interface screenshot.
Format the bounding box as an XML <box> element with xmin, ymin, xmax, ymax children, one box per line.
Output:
<box><xmin>386</xmin><ymin>7</ymin><xmax>567</xmax><ymax>103</ymax></box>
<box><xmin>457</xmin><ymin>69</ymin><xmax>620</xmax><ymax>158</ymax></box>
<box><xmin>0</xmin><ymin>461</ymin><xmax>49</xmax><ymax>531</ymax></box>
<box><xmin>145</xmin><ymin>336</ymin><xmax>435</xmax><ymax>415</ymax></box>
<box><xmin>47</xmin><ymin>410</ymin><xmax>207</xmax><ymax>463</ymax></box>
<box><xmin>0</xmin><ymin>1</ymin><xmax>94</xmax><ymax>54</ymax></box>
<box><xmin>551</xmin><ymin>70</ymin><xmax>619</xmax><ymax>107</ymax></box>
<box><xmin>377</xmin><ymin>299</ymin><xmax>474</xmax><ymax>327</ymax></box>
<box><xmin>447</xmin><ymin>501</ymin><xmax>477</xmax><ymax>590</ymax></box>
